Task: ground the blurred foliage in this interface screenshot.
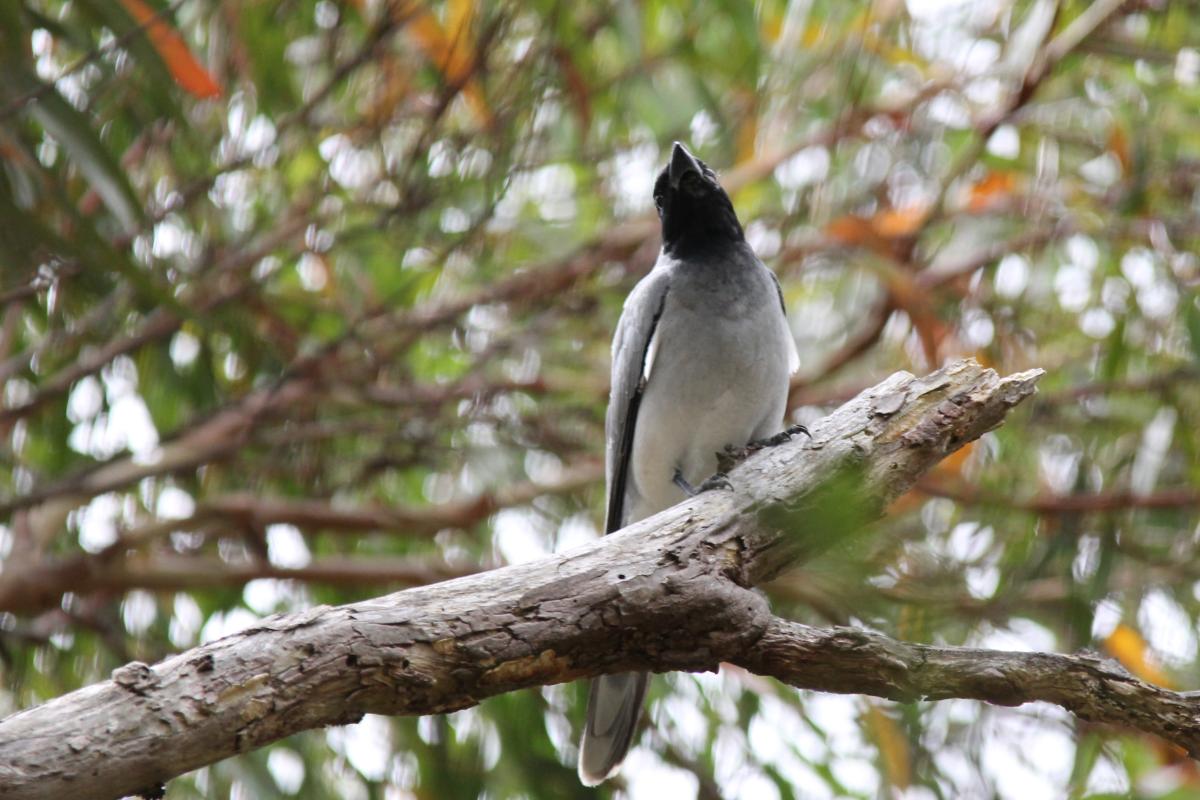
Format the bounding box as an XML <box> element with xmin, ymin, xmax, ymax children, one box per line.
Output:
<box><xmin>1</xmin><ymin>0</ymin><xmax>1199</xmax><ymax>798</ymax></box>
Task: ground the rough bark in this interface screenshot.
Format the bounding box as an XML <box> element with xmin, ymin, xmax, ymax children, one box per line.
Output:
<box><xmin>0</xmin><ymin>359</ymin><xmax>1123</xmax><ymax>800</ymax></box>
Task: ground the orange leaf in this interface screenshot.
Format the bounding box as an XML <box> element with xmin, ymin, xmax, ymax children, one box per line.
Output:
<box><xmin>120</xmin><ymin>0</ymin><xmax>221</xmax><ymax>99</ymax></box>
<box><xmin>865</xmin><ymin>704</ymin><xmax>911</xmax><ymax>789</ymax></box>
<box><xmin>933</xmin><ymin>441</ymin><xmax>974</xmax><ymax>478</ymax></box>
<box><xmin>826</xmin><ymin>215</ymin><xmax>890</xmax><ymax>261</ymax></box>
<box><xmin>733</xmin><ymin>90</ymin><xmax>758</xmax><ymax>165</ymax></box>
<box><xmin>873</xmin><ymin>204</ymin><xmax>929</xmax><ymax>238</ymax></box>
<box><xmin>825</xmin><ymin>214</ymin><xmax>876</xmax><ymax>247</ymax></box>
<box><xmin>404</xmin><ymin>1</ymin><xmax>493</xmax><ymax>127</ymax></box>
<box><xmin>1109</xmin><ymin>124</ymin><xmax>1132</xmax><ymax>175</ymax></box>
<box><xmin>826</xmin><ymin>204</ymin><xmax>929</xmax><ymax>258</ymax></box>
<box><xmin>1104</xmin><ymin>624</ymin><xmax>1193</xmax><ymax>768</ymax></box>
<box><xmin>966</xmin><ymin>171</ymin><xmax>1018</xmax><ymax>213</ymax></box>
<box><xmin>886</xmin><ymin>491</ymin><xmax>919</xmax><ymax>515</ymax></box>
<box><xmin>736</xmin><ymin>114</ymin><xmax>758</xmax><ymax>165</ymax></box>
<box><xmin>1105</xmin><ymin>624</ymin><xmax>1172</xmax><ymax>688</ymax></box>
<box><xmin>760</xmin><ymin>6</ymin><xmax>783</xmax><ymax>42</ymax></box>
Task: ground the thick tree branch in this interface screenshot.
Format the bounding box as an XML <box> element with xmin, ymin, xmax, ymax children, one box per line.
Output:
<box><xmin>0</xmin><ymin>360</ymin><xmax>1052</xmax><ymax>800</ymax></box>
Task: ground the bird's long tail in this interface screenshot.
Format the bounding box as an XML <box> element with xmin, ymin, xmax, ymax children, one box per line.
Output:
<box><xmin>578</xmin><ymin>671</ymin><xmax>648</xmax><ymax>786</ymax></box>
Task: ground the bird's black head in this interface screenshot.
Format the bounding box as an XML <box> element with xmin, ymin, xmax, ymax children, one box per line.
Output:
<box><xmin>652</xmin><ymin>142</ymin><xmax>744</xmax><ymax>258</ymax></box>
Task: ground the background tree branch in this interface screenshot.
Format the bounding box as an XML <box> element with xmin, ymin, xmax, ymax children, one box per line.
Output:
<box><xmin>742</xmin><ymin>618</ymin><xmax>1200</xmax><ymax>758</ymax></box>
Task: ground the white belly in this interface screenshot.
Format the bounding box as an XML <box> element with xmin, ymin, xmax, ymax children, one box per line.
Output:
<box><xmin>624</xmin><ymin>290</ymin><xmax>791</xmax><ymax>524</ymax></box>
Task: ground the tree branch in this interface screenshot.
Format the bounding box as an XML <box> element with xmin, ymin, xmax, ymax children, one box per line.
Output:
<box><xmin>0</xmin><ymin>459</ymin><xmax>600</xmax><ymax>615</ymax></box>
<box><xmin>740</xmin><ymin>617</ymin><xmax>1200</xmax><ymax>755</ymax></box>
<box><xmin>918</xmin><ymin>479</ymin><xmax>1200</xmax><ymax>515</ymax></box>
<box><xmin>0</xmin><ymin>360</ymin><xmax>1050</xmax><ymax>800</ymax></box>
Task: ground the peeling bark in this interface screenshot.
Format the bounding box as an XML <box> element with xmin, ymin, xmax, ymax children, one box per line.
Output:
<box><xmin>0</xmin><ymin>360</ymin><xmax>1101</xmax><ymax>800</ymax></box>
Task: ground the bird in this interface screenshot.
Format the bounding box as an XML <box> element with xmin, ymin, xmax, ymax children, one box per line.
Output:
<box><xmin>578</xmin><ymin>141</ymin><xmax>800</xmax><ymax>786</ymax></box>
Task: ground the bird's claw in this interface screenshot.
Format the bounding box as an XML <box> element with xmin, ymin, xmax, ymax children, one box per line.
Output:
<box><xmin>778</xmin><ymin>423</ymin><xmax>812</xmax><ymax>444</ymax></box>
<box><xmin>698</xmin><ymin>472</ymin><xmax>734</xmax><ymax>493</ymax></box>
<box><xmin>747</xmin><ymin>423</ymin><xmax>811</xmax><ymax>450</ymax></box>
<box><xmin>673</xmin><ymin>468</ymin><xmax>733</xmax><ymax>497</ymax></box>
<box><xmin>714</xmin><ymin>425</ymin><xmax>811</xmax><ymax>473</ymax></box>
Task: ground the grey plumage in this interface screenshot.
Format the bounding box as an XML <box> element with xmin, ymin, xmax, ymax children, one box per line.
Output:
<box><xmin>578</xmin><ymin>142</ymin><xmax>799</xmax><ymax>786</ymax></box>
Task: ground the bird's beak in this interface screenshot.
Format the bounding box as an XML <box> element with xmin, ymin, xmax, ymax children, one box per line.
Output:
<box><xmin>668</xmin><ymin>141</ymin><xmax>702</xmax><ymax>190</ymax></box>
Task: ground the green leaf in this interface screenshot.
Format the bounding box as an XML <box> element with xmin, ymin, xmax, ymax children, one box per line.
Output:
<box><xmin>1067</xmin><ymin>732</ymin><xmax>1103</xmax><ymax>798</ymax></box>
<box><xmin>17</xmin><ymin>75</ymin><xmax>143</xmax><ymax>232</ymax></box>
<box><xmin>1185</xmin><ymin>293</ymin><xmax>1200</xmax><ymax>363</ymax></box>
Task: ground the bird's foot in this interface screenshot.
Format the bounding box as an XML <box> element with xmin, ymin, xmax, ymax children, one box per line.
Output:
<box><xmin>751</xmin><ymin>424</ymin><xmax>811</xmax><ymax>449</ymax></box>
<box><xmin>715</xmin><ymin>446</ymin><xmax>743</xmax><ymax>475</ymax></box>
<box><xmin>673</xmin><ymin>468</ymin><xmax>733</xmax><ymax>497</ymax></box>
<box><xmin>715</xmin><ymin>425</ymin><xmax>812</xmax><ymax>473</ymax></box>
<box><xmin>698</xmin><ymin>472</ymin><xmax>734</xmax><ymax>493</ymax></box>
